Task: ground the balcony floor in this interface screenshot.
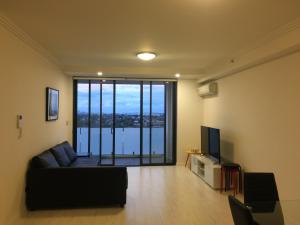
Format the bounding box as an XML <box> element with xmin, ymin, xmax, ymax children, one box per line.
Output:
<box><xmin>88</xmin><ymin>155</ymin><xmax>166</xmax><ymax>166</ymax></box>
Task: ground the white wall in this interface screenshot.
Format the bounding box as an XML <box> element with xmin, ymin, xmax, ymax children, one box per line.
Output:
<box><xmin>0</xmin><ymin>24</ymin><xmax>72</xmax><ymax>225</ymax></box>
<box><xmin>177</xmin><ymin>80</ymin><xmax>203</xmax><ymax>164</ymax></box>
<box><xmin>202</xmin><ymin>51</ymin><xmax>300</xmax><ymax>200</ymax></box>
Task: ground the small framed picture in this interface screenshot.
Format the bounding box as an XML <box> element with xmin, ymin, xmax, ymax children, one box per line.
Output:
<box><xmin>46</xmin><ymin>87</ymin><xmax>59</xmax><ymax>121</ymax></box>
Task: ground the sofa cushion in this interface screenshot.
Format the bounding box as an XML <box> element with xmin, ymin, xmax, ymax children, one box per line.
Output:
<box><xmin>32</xmin><ymin>151</ymin><xmax>60</xmax><ymax>168</ymax></box>
<box><xmin>70</xmin><ymin>158</ymin><xmax>99</xmax><ymax>167</ymax></box>
<box><xmin>51</xmin><ymin>145</ymin><xmax>71</xmax><ymax>167</ymax></box>
<box><xmin>60</xmin><ymin>141</ymin><xmax>77</xmax><ymax>162</ymax></box>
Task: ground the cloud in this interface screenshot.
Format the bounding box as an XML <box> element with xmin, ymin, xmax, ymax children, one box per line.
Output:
<box><xmin>77</xmin><ymin>83</ymin><xmax>165</xmax><ymax>114</ymax></box>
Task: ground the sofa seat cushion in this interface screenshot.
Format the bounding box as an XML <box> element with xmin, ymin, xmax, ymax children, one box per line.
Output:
<box><xmin>70</xmin><ymin>158</ymin><xmax>99</xmax><ymax>167</ymax></box>
<box><xmin>51</xmin><ymin>145</ymin><xmax>71</xmax><ymax>167</ymax></box>
<box><xmin>32</xmin><ymin>151</ymin><xmax>60</xmax><ymax>168</ymax></box>
<box><xmin>60</xmin><ymin>141</ymin><xmax>77</xmax><ymax>162</ymax></box>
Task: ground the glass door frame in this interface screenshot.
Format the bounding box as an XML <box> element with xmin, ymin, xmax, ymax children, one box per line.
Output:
<box><xmin>100</xmin><ymin>80</ymin><xmax>115</xmax><ymax>165</ymax></box>
<box><xmin>140</xmin><ymin>81</ymin><xmax>167</xmax><ymax>165</ymax></box>
<box><xmin>73</xmin><ymin>79</ymin><xmax>177</xmax><ymax>166</ymax></box>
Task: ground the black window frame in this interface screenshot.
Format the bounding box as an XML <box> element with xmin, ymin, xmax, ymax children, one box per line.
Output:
<box><xmin>73</xmin><ymin>79</ymin><xmax>177</xmax><ymax>166</ymax></box>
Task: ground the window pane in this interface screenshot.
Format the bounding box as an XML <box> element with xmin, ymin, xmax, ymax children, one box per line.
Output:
<box><xmin>166</xmin><ymin>83</ymin><xmax>174</xmax><ymax>163</ymax></box>
<box><xmin>90</xmin><ymin>82</ymin><xmax>100</xmax><ymax>157</ymax></box>
<box><xmin>76</xmin><ymin>82</ymin><xmax>89</xmax><ymax>156</ymax></box>
<box><xmin>101</xmin><ymin>82</ymin><xmax>114</xmax><ymax>164</ymax></box>
<box><xmin>143</xmin><ymin>83</ymin><xmax>150</xmax><ymax>164</ymax></box>
<box><xmin>115</xmin><ymin>83</ymin><xmax>140</xmax><ymax>166</ymax></box>
<box><xmin>151</xmin><ymin>83</ymin><xmax>165</xmax><ymax>163</ymax></box>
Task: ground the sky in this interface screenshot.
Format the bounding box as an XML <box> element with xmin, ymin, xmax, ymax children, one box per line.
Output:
<box><xmin>77</xmin><ymin>83</ymin><xmax>165</xmax><ymax>114</ymax></box>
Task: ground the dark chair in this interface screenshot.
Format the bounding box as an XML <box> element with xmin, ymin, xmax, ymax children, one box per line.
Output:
<box><xmin>244</xmin><ymin>172</ymin><xmax>279</xmax><ymax>205</ymax></box>
<box><xmin>228</xmin><ymin>196</ymin><xmax>258</xmax><ymax>225</ymax></box>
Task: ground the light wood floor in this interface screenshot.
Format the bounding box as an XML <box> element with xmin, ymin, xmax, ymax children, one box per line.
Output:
<box><xmin>16</xmin><ymin>166</ymin><xmax>234</xmax><ymax>225</ymax></box>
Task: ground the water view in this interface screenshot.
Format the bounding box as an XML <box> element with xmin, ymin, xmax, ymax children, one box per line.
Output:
<box><xmin>77</xmin><ymin>127</ymin><xmax>164</xmax><ymax>156</ymax></box>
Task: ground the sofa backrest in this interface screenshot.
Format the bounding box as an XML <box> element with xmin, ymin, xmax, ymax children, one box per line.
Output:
<box><xmin>50</xmin><ymin>145</ymin><xmax>71</xmax><ymax>167</ymax></box>
<box><xmin>31</xmin><ymin>150</ymin><xmax>60</xmax><ymax>168</ymax></box>
<box><xmin>30</xmin><ymin>141</ymin><xmax>77</xmax><ymax>169</ymax></box>
<box><xmin>59</xmin><ymin>141</ymin><xmax>77</xmax><ymax>162</ymax></box>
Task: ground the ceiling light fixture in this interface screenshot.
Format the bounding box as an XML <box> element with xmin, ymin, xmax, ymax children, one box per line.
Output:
<box><xmin>97</xmin><ymin>72</ymin><xmax>103</xmax><ymax>76</ymax></box>
<box><xmin>175</xmin><ymin>73</ymin><xmax>181</xmax><ymax>78</ymax></box>
<box><xmin>137</xmin><ymin>52</ymin><xmax>157</xmax><ymax>61</ymax></box>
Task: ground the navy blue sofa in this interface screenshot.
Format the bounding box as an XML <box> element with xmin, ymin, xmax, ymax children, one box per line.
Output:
<box><xmin>25</xmin><ymin>141</ymin><xmax>127</xmax><ymax>210</ymax></box>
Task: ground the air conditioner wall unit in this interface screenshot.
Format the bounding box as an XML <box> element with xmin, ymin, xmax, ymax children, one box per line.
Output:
<box><xmin>198</xmin><ymin>82</ymin><xmax>218</xmax><ymax>97</ymax></box>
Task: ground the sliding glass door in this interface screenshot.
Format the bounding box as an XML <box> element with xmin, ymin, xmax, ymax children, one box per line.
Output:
<box><xmin>101</xmin><ymin>81</ymin><xmax>114</xmax><ymax>165</ymax></box>
<box><xmin>115</xmin><ymin>81</ymin><xmax>141</xmax><ymax>165</ymax></box>
<box><xmin>76</xmin><ymin>81</ymin><xmax>89</xmax><ymax>156</ymax></box>
<box><xmin>150</xmin><ymin>82</ymin><xmax>165</xmax><ymax>164</ymax></box>
<box><xmin>142</xmin><ymin>82</ymin><xmax>151</xmax><ymax>164</ymax></box>
<box><xmin>73</xmin><ymin>79</ymin><xmax>177</xmax><ymax>166</ymax></box>
<box><xmin>141</xmin><ymin>82</ymin><xmax>166</xmax><ymax>165</ymax></box>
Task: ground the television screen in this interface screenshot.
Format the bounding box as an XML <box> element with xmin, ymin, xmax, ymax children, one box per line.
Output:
<box><xmin>208</xmin><ymin>128</ymin><xmax>220</xmax><ymax>163</ymax></box>
<box><xmin>201</xmin><ymin>126</ymin><xmax>221</xmax><ymax>163</ymax></box>
<box><xmin>201</xmin><ymin>126</ymin><xmax>209</xmax><ymax>154</ymax></box>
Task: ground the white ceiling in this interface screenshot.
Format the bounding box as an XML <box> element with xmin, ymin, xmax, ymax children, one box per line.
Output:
<box><xmin>1</xmin><ymin>0</ymin><xmax>300</xmax><ymax>79</ymax></box>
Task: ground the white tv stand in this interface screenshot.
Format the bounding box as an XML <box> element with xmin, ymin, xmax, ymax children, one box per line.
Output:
<box><xmin>191</xmin><ymin>155</ymin><xmax>221</xmax><ymax>189</ymax></box>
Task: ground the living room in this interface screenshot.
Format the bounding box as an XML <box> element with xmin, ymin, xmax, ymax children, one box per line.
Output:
<box><xmin>1</xmin><ymin>1</ymin><xmax>300</xmax><ymax>225</ymax></box>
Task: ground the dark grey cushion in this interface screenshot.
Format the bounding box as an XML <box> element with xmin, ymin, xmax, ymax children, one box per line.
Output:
<box><xmin>32</xmin><ymin>151</ymin><xmax>60</xmax><ymax>168</ymax></box>
<box><xmin>70</xmin><ymin>157</ymin><xmax>98</xmax><ymax>167</ymax></box>
<box><xmin>51</xmin><ymin>145</ymin><xmax>71</xmax><ymax>167</ymax></box>
<box><xmin>60</xmin><ymin>141</ymin><xmax>77</xmax><ymax>162</ymax></box>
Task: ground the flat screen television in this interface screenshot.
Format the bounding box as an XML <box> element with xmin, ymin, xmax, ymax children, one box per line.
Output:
<box><xmin>201</xmin><ymin>126</ymin><xmax>221</xmax><ymax>163</ymax></box>
<box><xmin>201</xmin><ymin>126</ymin><xmax>209</xmax><ymax>154</ymax></box>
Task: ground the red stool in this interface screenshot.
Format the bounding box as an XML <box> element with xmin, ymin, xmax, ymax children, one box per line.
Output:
<box><xmin>220</xmin><ymin>163</ymin><xmax>242</xmax><ymax>196</ymax></box>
